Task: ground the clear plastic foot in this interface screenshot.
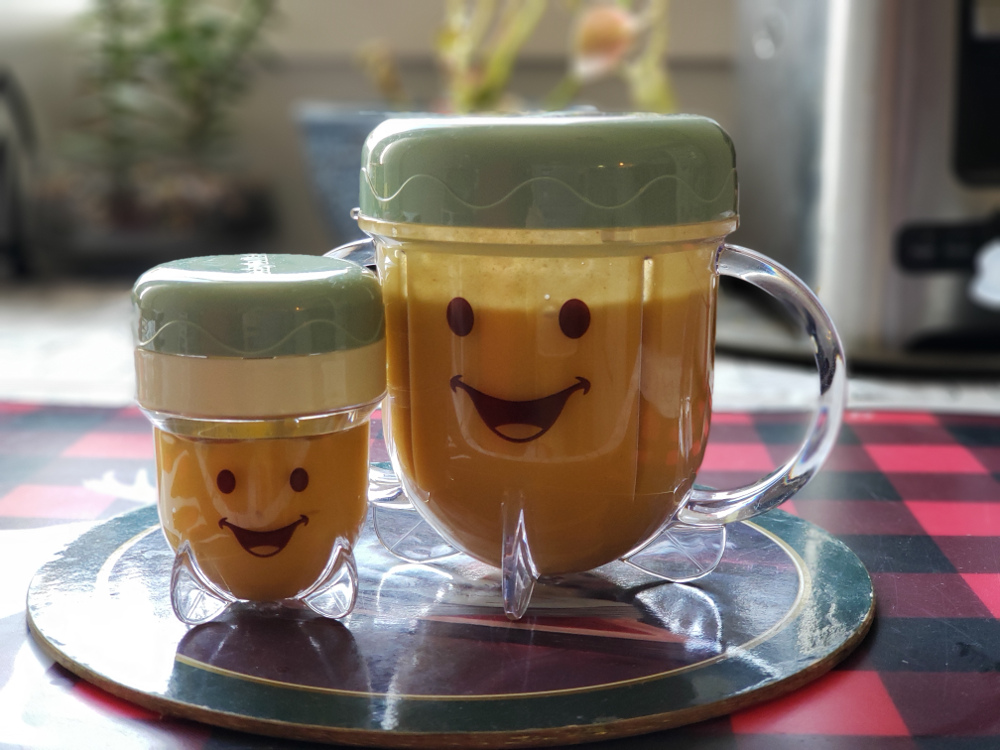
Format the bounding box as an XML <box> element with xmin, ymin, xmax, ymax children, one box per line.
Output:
<box><xmin>369</xmin><ymin>461</ymin><xmax>407</xmax><ymax>504</ymax></box>
<box><xmin>372</xmin><ymin>504</ymin><xmax>458</xmax><ymax>563</ymax></box>
<box><xmin>623</xmin><ymin>522</ymin><xmax>727</xmax><ymax>583</ymax></box>
<box><xmin>171</xmin><ymin>542</ymin><xmax>231</xmax><ymax>625</ymax></box>
<box><xmin>302</xmin><ymin>540</ymin><xmax>359</xmax><ymax>619</ymax></box>
<box><xmin>501</xmin><ymin>506</ymin><xmax>538</xmax><ymax>621</ymax></box>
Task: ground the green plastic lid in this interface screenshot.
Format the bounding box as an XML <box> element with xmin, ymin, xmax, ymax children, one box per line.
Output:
<box><xmin>133</xmin><ymin>254</ymin><xmax>384</xmax><ymax>358</ymax></box>
<box><xmin>359</xmin><ymin>113</ymin><xmax>737</xmax><ymax>230</ymax></box>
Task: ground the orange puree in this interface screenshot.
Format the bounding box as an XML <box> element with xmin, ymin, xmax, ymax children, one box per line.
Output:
<box><xmin>380</xmin><ymin>239</ymin><xmax>716</xmax><ymax>575</ymax></box>
<box><xmin>155</xmin><ymin>425</ymin><xmax>368</xmax><ymax>601</ymax></box>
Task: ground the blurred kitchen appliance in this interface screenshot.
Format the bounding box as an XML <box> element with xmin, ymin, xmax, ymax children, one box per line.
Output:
<box><xmin>725</xmin><ymin>0</ymin><xmax>1000</xmax><ymax>370</ymax></box>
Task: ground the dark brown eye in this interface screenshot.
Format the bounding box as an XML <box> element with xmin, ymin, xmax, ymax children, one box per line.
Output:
<box><xmin>446</xmin><ymin>297</ymin><xmax>474</xmax><ymax>336</ymax></box>
<box><xmin>216</xmin><ymin>469</ymin><xmax>236</xmax><ymax>494</ymax></box>
<box><xmin>290</xmin><ymin>468</ymin><xmax>309</xmax><ymax>492</ymax></box>
<box><xmin>559</xmin><ymin>299</ymin><xmax>590</xmax><ymax>339</ymax></box>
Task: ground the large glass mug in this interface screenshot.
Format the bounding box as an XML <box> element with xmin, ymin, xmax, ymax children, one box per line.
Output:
<box><xmin>335</xmin><ymin>114</ymin><xmax>846</xmax><ymax>619</ymax></box>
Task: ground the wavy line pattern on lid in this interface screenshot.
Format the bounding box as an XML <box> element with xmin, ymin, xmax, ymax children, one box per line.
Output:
<box><xmin>362</xmin><ymin>170</ymin><xmax>737</xmax><ymax>213</ymax></box>
<box><xmin>137</xmin><ymin>317</ymin><xmax>383</xmax><ymax>359</ymax></box>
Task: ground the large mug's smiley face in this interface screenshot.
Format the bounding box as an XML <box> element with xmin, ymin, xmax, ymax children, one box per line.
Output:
<box><xmin>445</xmin><ymin>295</ymin><xmax>593</xmax><ymax>443</ymax></box>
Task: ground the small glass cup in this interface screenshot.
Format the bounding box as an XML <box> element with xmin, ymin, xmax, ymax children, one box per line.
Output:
<box><xmin>133</xmin><ymin>254</ymin><xmax>386</xmax><ymax>624</ymax></box>
<box><xmin>334</xmin><ymin>113</ymin><xmax>847</xmax><ymax>619</ymax></box>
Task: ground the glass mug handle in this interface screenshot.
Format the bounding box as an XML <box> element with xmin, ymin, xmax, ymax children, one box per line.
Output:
<box><xmin>326</xmin><ymin>238</ymin><xmax>402</xmax><ymax>509</ymax></box>
<box><xmin>624</xmin><ymin>243</ymin><xmax>847</xmax><ymax>581</ymax></box>
<box><xmin>325</xmin><ymin>240</ymin><xmax>460</xmax><ymax>564</ymax></box>
<box><xmin>686</xmin><ymin>243</ymin><xmax>847</xmax><ymax>523</ymax></box>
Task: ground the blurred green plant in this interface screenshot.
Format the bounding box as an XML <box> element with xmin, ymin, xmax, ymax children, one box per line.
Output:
<box><xmin>60</xmin><ymin>0</ymin><xmax>276</xmax><ymax>228</ymax></box>
<box><xmin>150</xmin><ymin>0</ymin><xmax>275</xmax><ymax>163</ymax></box>
<box><xmin>74</xmin><ymin>0</ymin><xmax>158</xmax><ymax>222</ymax></box>
<box><xmin>359</xmin><ymin>0</ymin><xmax>676</xmax><ymax>114</ymax></box>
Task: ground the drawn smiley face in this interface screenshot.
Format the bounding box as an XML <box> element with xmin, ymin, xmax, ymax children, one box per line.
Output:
<box><xmin>215</xmin><ymin>466</ymin><xmax>311</xmax><ymax>558</ymax></box>
<box><xmin>155</xmin><ymin>428</ymin><xmax>369</xmax><ymax>602</ymax></box>
<box><xmin>445</xmin><ymin>296</ymin><xmax>593</xmax><ymax>443</ymax></box>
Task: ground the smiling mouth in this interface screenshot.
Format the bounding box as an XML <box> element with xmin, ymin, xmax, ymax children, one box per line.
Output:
<box><xmin>450</xmin><ymin>375</ymin><xmax>590</xmax><ymax>443</ymax></box>
<box><xmin>218</xmin><ymin>515</ymin><xmax>309</xmax><ymax>558</ymax></box>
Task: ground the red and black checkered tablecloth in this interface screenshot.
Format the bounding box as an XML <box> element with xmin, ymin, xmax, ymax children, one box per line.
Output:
<box><xmin>3</xmin><ymin>402</ymin><xmax>1000</xmax><ymax>748</ymax></box>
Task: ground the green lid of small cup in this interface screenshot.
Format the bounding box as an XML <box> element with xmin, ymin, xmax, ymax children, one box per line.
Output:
<box><xmin>133</xmin><ymin>254</ymin><xmax>384</xmax><ymax>357</ymax></box>
<box><xmin>359</xmin><ymin>113</ymin><xmax>737</xmax><ymax>230</ymax></box>
<box><xmin>132</xmin><ymin>254</ymin><xmax>386</xmax><ymax>422</ymax></box>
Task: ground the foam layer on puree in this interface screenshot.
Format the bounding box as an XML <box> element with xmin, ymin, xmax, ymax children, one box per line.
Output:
<box><xmin>381</xmin><ymin>239</ymin><xmax>717</xmax><ymax>574</ymax></box>
<box><xmin>155</xmin><ymin>425</ymin><xmax>368</xmax><ymax>601</ymax></box>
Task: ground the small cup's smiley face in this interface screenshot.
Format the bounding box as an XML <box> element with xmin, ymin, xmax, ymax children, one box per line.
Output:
<box><xmin>216</xmin><ymin>467</ymin><xmax>310</xmax><ymax>558</ymax></box>
<box><xmin>447</xmin><ymin>296</ymin><xmax>592</xmax><ymax>443</ymax></box>
<box><xmin>156</xmin><ymin>429</ymin><xmax>369</xmax><ymax>602</ymax></box>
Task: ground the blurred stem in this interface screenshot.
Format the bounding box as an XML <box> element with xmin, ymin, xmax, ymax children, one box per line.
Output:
<box><xmin>439</xmin><ymin>0</ymin><xmax>547</xmax><ymax>112</ymax></box>
<box><xmin>473</xmin><ymin>0</ymin><xmax>546</xmax><ymax>110</ymax></box>
<box><xmin>439</xmin><ymin>0</ymin><xmax>496</xmax><ymax>112</ymax></box>
<box><xmin>544</xmin><ymin>72</ymin><xmax>581</xmax><ymax>110</ymax></box>
<box><xmin>623</xmin><ymin>0</ymin><xmax>676</xmax><ymax>112</ymax></box>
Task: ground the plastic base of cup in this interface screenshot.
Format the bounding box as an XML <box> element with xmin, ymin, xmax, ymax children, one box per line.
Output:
<box><xmin>169</xmin><ymin>540</ymin><xmax>359</xmax><ymax>625</ymax></box>
<box><xmin>371</xmin><ymin>502</ymin><xmax>730</xmax><ymax>621</ymax></box>
<box><xmin>622</xmin><ymin>523</ymin><xmax>727</xmax><ymax>583</ymax></box>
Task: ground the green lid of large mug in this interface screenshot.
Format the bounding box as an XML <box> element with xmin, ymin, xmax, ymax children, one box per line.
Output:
<box><xmin>132</xmin><ymin>254</ymin><xmax>386</xmax><ymax>421</ymax></box>
<box><xmin>359</xmin><ymin>113</ymin><xmax>737</xmax><ymax>230</ymax></box>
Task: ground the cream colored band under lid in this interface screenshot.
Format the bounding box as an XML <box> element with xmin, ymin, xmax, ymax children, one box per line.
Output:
<box><xmin>135</xmin><ymin>341</ymin><xmax>386</xmax><ymax>420</ymax></box>
<box><xmin>356</xmin><ymin>216</ymin><xmax>739</xmax><ymax>247</ymax></box>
